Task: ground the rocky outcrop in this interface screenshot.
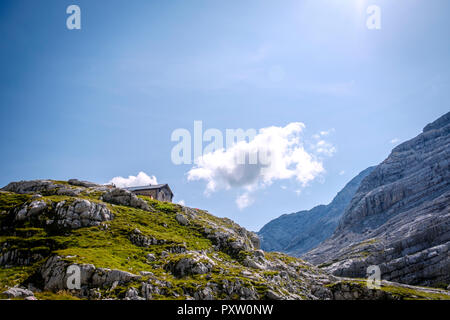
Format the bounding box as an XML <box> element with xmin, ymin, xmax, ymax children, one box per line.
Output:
<box><xmin>68</xmin><ymin>179</ymin><xmax>100</xmax><ymax>188</ymax></box>
<box><xmin>39</xmin><ymin>256</ymin><xmax>141</xmax><ymax>292</ymax></box>
<box><xmin>203</xmin><ymin>226</ymin><xmax>259</xmax><ymax>255</ymax></box>
<box><xmin>11</xmin><ymin>198</ymin><xmax>113</xmax><ymax>229</ymax></box>
<box><xmin>2</xmin><ymin>180</ymin><xmax>63</xmax><ymax>194</ymax></box>
<box><xmin>304</xmin><ymin>112</ymin><xmax>450</xmax><ymax>288</ymax></box>
<box><xmin>0</xmin><ymin>248</ymin><xmax>46</xmax><ymax>266</ymax></box>
<box><xmin>17</xmin><ymin>250</ymin><xmax>450</xmax><ymax>301</ymax></box>
<box><xmin>175</xmin><ymin>213</ymin><xmax>189</xmax><ymax>226</ymax></box>
<box><xmin>53</xmin><ymin>199</ymin><xmax>113</xmax><ymax>229</ymax></box>
<box><xmin>1</xmin><ymin>179</ymin><xmax>92</xmax><ymax>197</ymax></box>
<box><xmin>193</xmin><ymin>210</ymin><xmax>260</xmax><ymax>255</ymax></box>
<box><xmin>258</xmin><ymin>167</ymin><xmax>375</xmax><ymax>256</ymax></box>
<box><xmin>165</xmin><ymin>252</ymin><xmax>215</xmax><ymax>277</ymax></box>
<box><xmin>129</xmin><ymin>228</ymin><xmax>166</xmax><ymax>247</ymax></box>
<box><xmin>15</xmin><ymin>200</ymin><xmax>48</xmax><ymax>221</ymax></box>
<box><xmin>101</xmin><ymin>188</ymin><xmax>151</xmax><ymax>211</ymax></box>
<box><xmin>2</xmin><ymin>287</ymin><xmax>35</xmax><ymax>299</ymax></box>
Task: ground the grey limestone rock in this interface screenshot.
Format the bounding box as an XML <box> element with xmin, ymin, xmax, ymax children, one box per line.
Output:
<box><xmin>53</xmin><ymin>199</ymin><xmax>113</xmax><ymax>229</ymax></box>
<box><xmin>2</xmin><ymin>287</ymin><xmax>35</xmax><ymax>298</ymax></box>
<box><xmin>304</xmin><ymin>112</ymin><xmax>450</xmax><ymax>287</ymax></box>
<box><xmin>175</xmin><ymin>213</ymin><xmax>189</xmax><ymax>226</ymax></box>
<box><xmin>2</xmin><ymin>180</ymin><xmax>61</xmax><ymax>194</ymax></box>
<box><xmin>102</xmin><ymin>188</ymin><xmax>151</xmax><ymax>211</ymax></box>
<box><xmin>40</xmin><ymin>256</ymin><xmax>140</xmax><ymax>291</ymax></box>
<box><xmin>68</xmin><ymin>179</ymin><xmax>100</xmax><ymax>188</ymax></box>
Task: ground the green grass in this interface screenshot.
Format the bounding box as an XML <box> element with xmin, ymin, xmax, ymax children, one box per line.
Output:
<box><xmin>34</xmin><ymin>291</ymin><xmax>81</xmax><ymax>300</ymax></box>
<box><xmin>0</xmin><ymin>192</ymin><xmax>31</xmax><ymax>211</ymax></box>
<box><xmin>380</xmin><ymin>285</ymin><xmax>450</xmax><ymax>300</ymax></box>
<box><xmin>326</xmin><ymin>279</ymin><xmax>450</xmax><ymax>300</ymax></box>
<box><xmin>52</xmin><ymin>202</ymin><xmax>214</xmax><ymax>273</ymax></box>
<box><xmin>0</xmin><ymin>266</ymin><xmax>36</xmax><ymax>294</ymax></box>
<box><xmin>318</xmin><ymin>261</ymin><xmax>334</xmax><ymax>268</ymax></box>
<box><xmin>0</xmin><ymin>190</ymin><xmax>214</xmax><ymax>272</ymax></box>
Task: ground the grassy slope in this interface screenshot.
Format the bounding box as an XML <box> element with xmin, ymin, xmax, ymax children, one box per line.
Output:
<box><xmin>0</xmin><ymin>183</ymin><xmax>449</xmax><ymax>300</ymax></box>
<box><xmin>0</xmin><ymin>188</ymin><xmax>271</xmax><ymax>299</ymax></box>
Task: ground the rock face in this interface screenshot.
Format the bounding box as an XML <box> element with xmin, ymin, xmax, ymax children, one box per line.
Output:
<box><xmin>101</xmin><ymin>188</ymin><xmax>151</xmax><ymax>211</ymax></box>
<box><xmin>175</xmin><ymin>213</ymin><xmax>189</xmax><ymax>226</ymax></box>
<box><xmin>202</xmin><ymin>218</ymin><xmax>261</xmax><ymax>255</ymax></box>
<box><xmin>258</xmin><ymin>166</ymin><xmax>375</xmax><ymax>256</ymax></box>
<box><xmin>304</xmin><ymin>112</ymin><xmax>450</xmax><ymax>288</ymax></box>
<box><xmin>39</xmin><ymin>256</ymin><xmax>141</xmax><ymax>292</ymax></box>
<box><xmin>3</xmin><ymin>180</ymin><xmax>63</xmax><ymax>194</ymax></box>
<box><xmin>1</xmin><ymin>179</ymin><xmax>105</xmax><ymax>197</ymax></box>
<box><xmin>68</xmin><ymin>179</ymin><xmax>100</xmax><ymax>188</ymax></box>
<box><xmin>11</xmin><ymin>198</ymin><xmax>113</xmax><ymax>230</ymax></box>
<box><xmin>53</xmin><ymin>199</ymin><xmax>113</xmax><ymax>229</ymax></box>
<box><xmin>2</xmin><ymin>287</ymin><xmax>35</xmax><ymax>298</ymax></box>
<box><xmin>165</xmin><ymin>252</ymin><xmax>215</xmax><ymax>277</ymax></box>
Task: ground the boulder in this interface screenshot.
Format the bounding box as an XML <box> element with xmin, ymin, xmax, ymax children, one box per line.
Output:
<box><xmin>40</xmin><ymin>256</ymin><xmax>140</xmax><ymax>291</ymax></box>
<box><xmin>2</xmin><ymin>180</ymin><xmax>60</xmax><ymax>194</ymax></box>
<box><xmin>146</xmin><ymin>254</ymin><xmax>156</xmax><ymax>262</ymax></box>
<box><xmin>12</xmin><ymin>198</ymin><xmax>113</xmax><ymax>230</ymax></box>
<box><xmin>167</xmin><ymin>253</ymin><xmax>215</xmax><ymax>277</ymax></box>
<box><xmin>15</xmin><ymin>200</ymin><xmax>47</xmax><ymax>221</ymax></box>
<box><xmin>2</xmin><ymin>287</ymin><xmax>34</xmax><ymax>298</ymax></box>
<box><xmin>266</xmin><ymin>290</ymin><xmax>283</xmax><ymax>300</ymax></box>
<box><xmin>68</xmin><ymin>179</ymin><xmax>99</xmax><ymax>188</ymax></box>
<box><xmin>102</xmin><ymin>188</ymin><xmax>150</xmax><ymax>211</ymax></box>
<box><xmin>129</xmin><ymin>228</ymin><xmax>163</xmax><ymax>247</ymax></box>
<box><xmin>124</xmin><ymin>287</ymin><xmax>145</xmax><ymax>300</ymax></box>
<box><xmin>53</xmin><ymin>199</ymin><xmax>113</xmax><ymax>229</ymax></box>
<box><xmin>175</xmin><ymin>213</ymin><xmax>189</xmax><ymax>226</ymax></box>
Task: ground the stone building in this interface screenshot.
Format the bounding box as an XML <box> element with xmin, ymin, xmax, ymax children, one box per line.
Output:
<box><xmin>124</xmin><ymin>184</ymin><xmax>173</xmax><ymax>202</ymax></box>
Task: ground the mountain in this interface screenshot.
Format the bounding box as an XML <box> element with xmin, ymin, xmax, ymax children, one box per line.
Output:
<box><xmin>303</xmin><ymin>112</ymin><xmax>450</xmax><ymax>288</ymax></box>
<box><xmin>1</xmin><ymin>180</ymin><xmax>448</xmax><ymax>300</ymax></box>
<box><xmin>258</xmin><ymin>166</ymin><xmax>375</xmax><ymax>256</ymax></box>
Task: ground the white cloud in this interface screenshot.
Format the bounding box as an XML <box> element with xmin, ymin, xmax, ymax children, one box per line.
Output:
<box><xmin>390</xmin><ymin>138</ymin><xmax>400</xmax><ymax>144</ymax></box>
<box><xmin>177</xmin><ymin>200</ymin><xmax>186</xmax><ymax>206</ymax></box>
<box><xmin>187</xmin><ymin>122</ymin><xmax>333</xmax><ymax>210</ymax></box>
<box><xmin>236</xmin><ymin>193</ymin><xmax>254</xmax><ymax>210</ymax></box>
<box><xmin>109</xmin><ymin>171</ymin><xmax>158</xmax><ymax>188</ymax></box>
<box><xmin>186</xmin><ymin>123</ymin><xmax>338</xmax><ymax>209</ymax></box>
<box><xmin>312</xmin><ymin>140</ymin><xmax>337</xmax><ymax>156</ymax></box>
<box><xmin>319</xmin><ymin>128</ymin><xmax>335</xmax><ymax>136</ymax></box>
<box><xmin>295</xmin><ymin>189</ymin><xmax>302</xmax><ymax>196</ymax></box>
<box><xmin>311</xmin><ymin>129</ymin><xmax>336</xmax><ymax>156</ymax></box>
<box><xmin>339</xmin><ymin>170</ymin><xmax>345</xmax><ymax>176</ymax></box>
<box><xmin>187</xmin><ymin>123</ymin><xmax>326</xmax><ymax>194</ymax></box>
<box><xmin>313</xmin><ymin>128</ymin><xmax>335</xmax><ymax>139</ymax></box>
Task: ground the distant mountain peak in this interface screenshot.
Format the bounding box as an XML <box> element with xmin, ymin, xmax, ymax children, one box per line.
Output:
<box><xmin>303</xmin><ymin>112</ymin><xmax>450</xmax><ymax>288</ymax></box>
<box><xmin>258</xmin><ymin>166</ymin><xmax>375</xmax><ymax>256</ymax></box>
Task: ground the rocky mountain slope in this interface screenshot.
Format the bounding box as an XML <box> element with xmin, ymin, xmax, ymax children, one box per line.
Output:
<box><xmin>303</xmin><ymin>112</ymin><xmax>450</xmax><ymax>289</ymax></box>
<box><xmin>258</xmin><ymin>167</ymin><xmax>375</xmax><ymax>256</ymax></box>
<box><xmin>1</xmin><ymin>179</ymin><xmax>448</xmax><ymax>300</ymax></box>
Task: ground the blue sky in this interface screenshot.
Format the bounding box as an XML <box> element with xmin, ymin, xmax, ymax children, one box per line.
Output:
<box><xmin>0</xmin><ymin>0</ymin><xmax>449</xmax><ymax>231</ymax></box>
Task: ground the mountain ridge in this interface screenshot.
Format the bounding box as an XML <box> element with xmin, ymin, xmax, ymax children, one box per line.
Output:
<box><xmin>258</xmin><ymin>166</ymin><xmax>375</xmax><ymax>256</ymax></box>
<box><xmin>303</xmin><ymin>111</ymin><xmax>450</xmax><ymax>288</ymax></box>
